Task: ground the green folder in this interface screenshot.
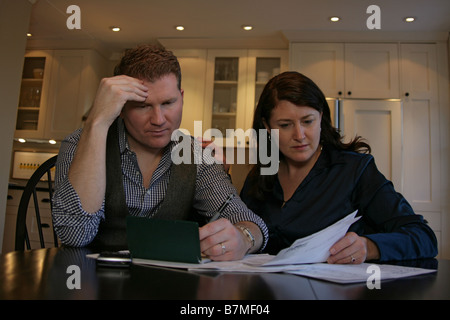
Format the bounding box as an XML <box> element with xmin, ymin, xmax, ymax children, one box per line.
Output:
<box><xmin>126</xmin><ymin>216</ymin><xmax>202</xmax><ymax>264</ymax></box>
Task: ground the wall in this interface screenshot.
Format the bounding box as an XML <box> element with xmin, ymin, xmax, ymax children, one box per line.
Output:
<box><xmin>0</xmin><ymin>0</ymin><xmax>33</xmax><ymax>253</ymax></box>
<box><xmin>442</xmin><ymin>34</ymin><xmax>450</xmax><ymax>258</ymax></box>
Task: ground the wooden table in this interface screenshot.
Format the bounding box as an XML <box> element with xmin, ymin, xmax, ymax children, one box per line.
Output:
<box><xmin>1</xmin><ymin>247</ymin><xmax>449</xmax><ymax>303</ymax></box>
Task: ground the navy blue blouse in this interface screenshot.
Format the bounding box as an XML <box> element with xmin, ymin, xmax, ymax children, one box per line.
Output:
<box><xmin>240</xmin><ymin>146</ymin><xmax>438</xmax><ymax>262</ymax></box>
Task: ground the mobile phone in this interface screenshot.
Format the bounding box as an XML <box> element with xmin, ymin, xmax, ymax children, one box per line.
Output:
<box><xmin>96</xmin><ymin>251</ymin><xmax>132</xmax><ymax>268</ymax></box>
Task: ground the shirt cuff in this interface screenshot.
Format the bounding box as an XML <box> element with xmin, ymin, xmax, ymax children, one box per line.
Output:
<box><xmin>52</xmin><ymin>177</ymin><xmax>104</xmax><ymax>247</ymax></box>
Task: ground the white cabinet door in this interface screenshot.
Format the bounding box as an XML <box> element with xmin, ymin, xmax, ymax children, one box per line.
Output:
<box><xmin>202</xmin><ymin>49</ymin><xmax>248</xmax><ymax>146</ymax></box>
<box><xmin>400</xmin><ymin>44</ymin><xmax>440</xmax><ymax>213</ymax></box>
<box><xmin>344</xmin><ymin>43</ymin><xmax>400</xmax><ymax>99</ymax></box>
<box><xmin>339</xmin><ymin>99</ymin><xmax>403</xmax><ymax>191</ymax></box>
<box><xmin>290</xmin><ymin>43</ymin><xmax>400</xmax><ymax>99</ymax></box>
<box><xmin>247</xmin><ymin>49</ymin><xmax>289</xmax><ymax>128</ymax></box>
<box><xmin>289</xmin><ymin>43</ymin><xmax>345</xmax><ymax>98</ymax></box>
<box><xmin>44</xmin><ymin>50</ymin><xmax>106</xmax><ymax>140</ymax></box>
<box><xmin>172</xmin><ymin>49</ymin><xmax>208</xmax><ymax>136</ymax></box>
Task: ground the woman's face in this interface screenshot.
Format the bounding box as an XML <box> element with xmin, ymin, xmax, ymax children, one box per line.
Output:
<box><xmin>265</xmin><ymin>100</ymin><xmax>322</xmax><ymax>166</ymax></box>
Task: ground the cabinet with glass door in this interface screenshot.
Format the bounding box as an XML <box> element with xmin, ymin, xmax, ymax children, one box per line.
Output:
<box><xmin>203</xmin><ymin>49</ymin><xmax>288</xmax><ymax>147</ymax></box>
<box><xmin>203</xmin><ymin>50</ymin><xmax>247</xmax><ymax>147</ymax></box>
<box><xmin>245</xmin><ymin>50</ymin><xmax>289</xmax><ymax>132</ymax></box>
<box><xmin>15</xmin><ymin>51</ymin><xmax>53</xmax><ymax>139</ymax></box>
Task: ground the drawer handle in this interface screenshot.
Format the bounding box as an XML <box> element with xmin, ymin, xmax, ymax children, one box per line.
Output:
<box><xmin>41</xmin><ymin>223</ymin><xmax>51</xmax><ymax>228</ymax></box>
<box><xmin>41</xmin><ymin>198</ymin><xmax>51</xmax><ymax>203</ymax></box>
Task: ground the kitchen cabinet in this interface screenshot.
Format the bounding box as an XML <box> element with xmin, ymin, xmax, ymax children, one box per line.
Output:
<box><xmin>289</xmin><ymin>43</ymin><xmax>400</xmax><ymax>99</ymax></box>
<box><xmin>2</xmin><ymin>188</ymin><xmax>58</xmax><ymax>253</ymax></box>
<box><xmin>289</xmin><ymin>43</ymin><xmax>345</xmax><ymax>98</ymax></box>
<box><xmin>14</xmin><ymin>49</ymin><xmax>107</xmax><ymax>141</ymax></box>
<box><xmin>344</xmin><ymin>43</ymin><xmax>399</xmax><ymax>98</ymax></box>
<box><xmin>171</xmin><ymin>49</ymin><xmax>287</xmax><ymax>191</ymax></box>
<box><xmin>400</xmin><ymin>43</ymin><xmax>441</xmax><ymax>250</ymax></box>
<box><xmin>172</xmin><ymin>49</ymin><xmax>208</xmax><ymax>136</ymax></box>
<box><xmin>15</xmin><ymin>50</ymin><xmax>53</xmax><ymax>138</ymax></box>
<box><xmin>290</xmin><ymin>41</ymin><xmax>444</xmax><ymax>255</ymax></box>
<box><xmin>246</xmin><ymin>50</ymin><xmax>289</xmax><ymax>130</ymax></box>
<box><xmin>203</xmin><ymin>49</ymin><xmax>248</xmax><ymax>146</ymax></box>
<box><xmin>44</xmin><ymin>50</ymin><xmax>106</xmax><ymax>140</ymax></box>
<box><xmin>338</xmin><ymin>99</ymin><xmax>402</xmax><ymax>190</ymax></box>
<box><xmin>203</xmin><ymin>49</ymin><xmax>288</xmax><ymax>146</ymax></box>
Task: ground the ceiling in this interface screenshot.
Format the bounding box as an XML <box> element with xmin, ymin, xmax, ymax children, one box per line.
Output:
<box><xmin>27</xmin><ymin>0</ymin><xmax>450</xmax><ymax>56</ymax></box>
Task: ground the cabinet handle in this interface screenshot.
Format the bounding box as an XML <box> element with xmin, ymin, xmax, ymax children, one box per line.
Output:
<box><xmin>7</xmin><ymin>195</ymin><xmax>13</xmax><ymax>200</ymax></box>
<box><xmin>41</xmin><ymin>223</ymin><xmax>51</xmax><ymax>228</ymax></box>
<box><xmin>405</xmin><ymin>92</ymin><xmax>410</xmax><ymax>97</ymax></box>
<box><xmin>338</xmin><ymin>91</ymin><xmax>342</xmax><ymax>96</ymax></box>
<box><xmin>41</xmin><ymin>198</ymin><xmax>51</xmax><ymax>203</ymax></box>
<box><xmin>347</xmin><ymin>91</ymin><xmax>352</xmax><ymax>96</ymax></box>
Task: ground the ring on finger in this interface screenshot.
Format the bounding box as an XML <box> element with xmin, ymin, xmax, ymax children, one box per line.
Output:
<box><xmin>220</xmin><ymin>242</ymin><xmax>226</xmax><ymax>255</ymax></box>
<box><xmin>350</xmin><ymin>255</ymin><xmax>356</xmax><ymax>263</ymax></box>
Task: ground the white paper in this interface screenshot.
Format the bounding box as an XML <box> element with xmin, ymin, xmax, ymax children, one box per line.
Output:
<box><xmin>285</xmin><ymin>263</ymin><xmax>436</xmax><ymax>284</ymax></box>
<box><xmin>134</xmin><ymin>254</ymin><xmax>289</xmax><ymax>273</ymax></box>
<box><xmin>93</xmin><ymin>210</ymin><xmax>437</xmax><ymax>284</ymax></box>
<box><xmin>263</xmin><ymin>210</ymin><xmax>360</xmax><ymax>266</ymax></box>
<box><xmin>132</xmin><ymin>255</ymin><xmax>436</xmax><ymax>284</ymax></box>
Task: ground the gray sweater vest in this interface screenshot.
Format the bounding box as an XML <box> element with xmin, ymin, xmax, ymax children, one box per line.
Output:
<box><xmin>89</xmin><ymin>119</ymin><xmax>199</xmax><ymax>251</ymax></box>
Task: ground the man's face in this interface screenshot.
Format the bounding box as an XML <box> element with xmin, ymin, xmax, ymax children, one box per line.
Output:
<box><xmin>121</xmin><ymin>74</ymin><xmax>183</xmax><ymax>154</ymax></box>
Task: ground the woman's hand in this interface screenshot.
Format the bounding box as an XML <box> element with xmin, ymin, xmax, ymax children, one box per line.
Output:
<box><xmin>327</xmin><ymin>232</ymin><xmax>380</xmax><ymax>264</ymax></box>
<box><xmin>199</xmin><ymin>218</ymin><xmax>252</xmax><ymax>261</ymax></box>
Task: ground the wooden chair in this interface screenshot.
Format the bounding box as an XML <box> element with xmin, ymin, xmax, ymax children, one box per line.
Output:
<box><xmin>15</xmin><ymin>155</ymin><xmax>59</xmax><ymax>251</ymax></box>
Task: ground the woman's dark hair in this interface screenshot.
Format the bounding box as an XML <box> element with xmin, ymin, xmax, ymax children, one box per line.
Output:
<box><xmin>247</xmin><ymin>71</ymin><xmax>370</xmax><ymax>198</ymax></box>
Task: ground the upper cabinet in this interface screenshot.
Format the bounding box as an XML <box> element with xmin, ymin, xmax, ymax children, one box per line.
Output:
<box><xmin>172</xmin><ymin>49</ymin><xmax>208</xmax><ymax>136</ymax></box>
<box><xmin>203</xmin><ymin>49</ymin><xmax>248</xmax><ymax>145</ymax></box>
<box><xmin>290</xmin><ymin>43</ymin><xmax>400</xmax><ymax>98</ymax></box>
<box><xmin>344</xmin><ymin>43</ymin><xmax>399</xmax><ymax>99</ymax></box>
<box><xmin>202</xmin><ymin>49</ymin><xmax>288</xmax><ymax>146</ymax></box>
<box><xmin>15</xmin><ymin>49</ymin><xmax>107</xmax><ymax>141</ymax></box>
<box><xmin>289</xmin><ymin>43</ymin><xmax>345</xmax><ymax>98</ymax></box>
<box><xmin>246</xmin><ymin>50</ymin><xmax>289</xmax><ymax>131</ymax></box>
<box><xmin>15</xmin><ymin>50</ymin><xmax>53</xmax><ymax>138</ymax></box>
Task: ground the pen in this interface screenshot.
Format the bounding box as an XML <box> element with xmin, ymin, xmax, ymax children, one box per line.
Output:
<box><xmin>209</xmin><ymin>194</ymin><xmax>234</xmax><ymax>222</ymax></box>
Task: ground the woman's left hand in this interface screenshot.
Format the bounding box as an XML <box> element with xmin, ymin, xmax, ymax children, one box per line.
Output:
<box><xmin>327</xmin><ymin>232</ymin><xmax>380</xmax><ymax>264</ymax></box>
<box><xmin>199</xmin><ymin>218</ymin><xmax>251</xmax><ymax>261</ymax></box>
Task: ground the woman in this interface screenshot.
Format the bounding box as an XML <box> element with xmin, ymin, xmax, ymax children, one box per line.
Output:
<box><xmin>240</xmin><ymin>71</ymin><xmax>437</xmax><ymax>264</ymax></box>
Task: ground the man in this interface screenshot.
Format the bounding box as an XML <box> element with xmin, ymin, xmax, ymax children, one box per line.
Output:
<box><xmin>52</xmin><ymin>44</ymin><xmax>267</xmax><ymax>261</ymax></box>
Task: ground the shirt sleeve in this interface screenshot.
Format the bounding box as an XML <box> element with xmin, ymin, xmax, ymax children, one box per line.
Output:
<box><xmin>352</xmin><ymin>158</ymin><xmax>438</xmax><ymax>261</ymax></box>
<box><xmin>52</xmin><ymin>129</ymin><xmax>104</xmax><ymax>247</ymax></box>
<box><xmin>194</xmin><ymin>145</ymin><xmax>269</xmax><ymax>250</ymax></box>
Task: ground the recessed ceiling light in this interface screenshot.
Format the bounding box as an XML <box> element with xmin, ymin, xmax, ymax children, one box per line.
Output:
<box><xmin>330</xmin><ymin>16</ymin><xmax>340</xmax><ymax>22</ymax></box>
<box><xmin>175</xmin><ymin>25</ymin><xmax>185</xmax><ymax>31</ymax></box>
<box><xmin>110</xmin><ymin>26</ymin><xmax>121</xmax><ymax>32</ymax></box>
<box><xmin>404</xmin><ymin>17</ymin><xmax>416</xmax><ymax>23</ymax></box>
<box><xmin>242</xmin><ymin>25</ymin><xmax>253</xmax><ymax>31</ymax></box>
<box><xmin>27</xmin><ymin>33</ymin><xmax>32</xmax><ymax>37</ymax></box>
<box><xmin>18</xmin><ymin>138</ymin><xmax>26</xmax><ymax>143</ymax></box>
<box><xmin>49</xmin><ymin>139</ymin><xmax>57</xmax><ymax>145</ymax></box>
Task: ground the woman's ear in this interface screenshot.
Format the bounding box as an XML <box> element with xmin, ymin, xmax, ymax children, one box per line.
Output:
<box><xmin>262</xmin><ymin>118</ymin><xmax>270</xmax><ymax>133</ymax></box>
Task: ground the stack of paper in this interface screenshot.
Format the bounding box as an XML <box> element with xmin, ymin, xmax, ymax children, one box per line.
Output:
<box><xmin>131</xmin><ymin>211</ymin><xmax>436</xmax><ymax>284</ymax></box>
